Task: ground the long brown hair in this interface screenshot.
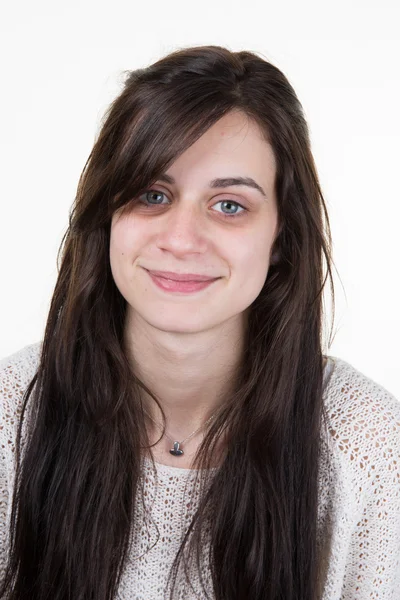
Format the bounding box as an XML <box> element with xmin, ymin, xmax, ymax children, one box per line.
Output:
<box><xmin>0</xmin><ymin>45</ymin><xmax>336</xmax><ymax>599</ymax></box>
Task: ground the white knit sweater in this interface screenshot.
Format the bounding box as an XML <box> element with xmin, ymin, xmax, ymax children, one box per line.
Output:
<box><xmin>0</xmin><ymin>342</ymin><xmax>399</xmax><ymax>599</ymax></box>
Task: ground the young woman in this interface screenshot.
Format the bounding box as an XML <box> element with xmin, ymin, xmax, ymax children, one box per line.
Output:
<box><xmin>0</xmin><ymin>45</ymin><xmax>399</xmax><ymax>600</ymax></box>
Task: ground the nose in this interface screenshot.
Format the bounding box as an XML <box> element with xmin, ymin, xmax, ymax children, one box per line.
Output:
<box><xmin>155</xmin><ymin>200</ymin><xmax>209</xmax><ymax>255</ymax></box>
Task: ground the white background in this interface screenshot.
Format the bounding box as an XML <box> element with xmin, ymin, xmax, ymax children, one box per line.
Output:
<box><xmin>0</xmin><ymin>0</ymin><xmax>399</xmax><ymax>398</ymax></box>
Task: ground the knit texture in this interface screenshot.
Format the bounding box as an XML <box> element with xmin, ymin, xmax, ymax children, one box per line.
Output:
<box><xmin>0</xmin><ymin>341</ymin><xmax>399</xmax><ymax>599</ymax></box>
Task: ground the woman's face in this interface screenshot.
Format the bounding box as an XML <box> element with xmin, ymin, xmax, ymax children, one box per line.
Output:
<box><xmin>110</xmin><ymin>110</ymin><xmax>279</xmax><ymax>334</ymax></box>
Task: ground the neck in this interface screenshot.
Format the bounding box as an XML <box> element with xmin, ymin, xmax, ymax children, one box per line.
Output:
<box><xmin>123</xmin><ymin>308</ymin><xmax>247</xmax><ymax>439</ymax></box>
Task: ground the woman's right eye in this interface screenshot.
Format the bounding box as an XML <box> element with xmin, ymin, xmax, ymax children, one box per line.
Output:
<box><xmin>138</xmin><ymin>190</ymin><xmax>169</xmax><ymax>206</ymax></box>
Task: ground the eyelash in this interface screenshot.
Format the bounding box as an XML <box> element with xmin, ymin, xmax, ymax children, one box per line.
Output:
<box><xmin>136</xmin><ymin>190</ymin><xmax>248</xmax><ymax>219</ymax></box>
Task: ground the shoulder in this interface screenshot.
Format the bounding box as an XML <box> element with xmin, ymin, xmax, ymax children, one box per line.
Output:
<box><xmin>320</xmin><ymin>355</ymin><xmax>400</xmax><ymax>499</ymax></box>
<box><xmin>0</xmin><ymin>340</ymin><xmax>43</xmax><ymax>402</ymax></box>
<box><xmin>322</xmin><ymin>355</ymin><xmax>400</xmax><ymax>448</ymax></box>
<box><xmin>0</xmin><ymin>341</ymin><xmax>43</xmax><ymax>446</ymax></box>
<box><xmin>317</xmin><ymin>357</ymin><xmax>400</xmax><ymax>596</ymax></box>
<box><xmin>0</xmin><ymin>340</ymin><xmax>43</xmax><ymax>382</ymax></box>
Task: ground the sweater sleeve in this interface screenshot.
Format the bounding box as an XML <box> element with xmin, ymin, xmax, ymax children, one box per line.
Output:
<box><xmin>0</xmin><ymin>342</ymin><xmax>42</xmax><ymax>586</ymax></box>
<box><xmin>0</xmin><ymin>383</ymin><xmax>10</xmax><ymax>588</ymax></box>
<box><xmin>320</xmin><ymin>361</ymin><xmax>400</xmax><ymax>599</ymax></box>
<box><xmin>0</xmin><ymin>353</ymin><xmax>18</xmax><ymax>586</ymax></box>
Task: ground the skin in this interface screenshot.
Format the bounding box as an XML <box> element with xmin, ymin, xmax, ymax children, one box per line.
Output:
<box><xmin>110</xmin><ymin>109</ymin><xmax>279</xmax><ymax>466</ymax></box>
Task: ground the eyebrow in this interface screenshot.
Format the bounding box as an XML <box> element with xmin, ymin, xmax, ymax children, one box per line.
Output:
<box><xmin>157</xmin><ymin>173</ymin><xmax>267</xmax><ymax>199</ymax></box>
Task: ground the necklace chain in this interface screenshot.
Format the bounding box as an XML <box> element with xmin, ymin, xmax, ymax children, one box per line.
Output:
<box><xmin>143</xmin><ymin>408</ymin><xmax>216</xmax><ymax>455</ymax></box>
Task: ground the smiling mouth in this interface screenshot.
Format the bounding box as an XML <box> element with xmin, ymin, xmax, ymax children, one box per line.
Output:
<box><xmin>145</xmin><ymin>269</ymin><xmax>220</xmax><ymax>294</ymax></box>
<box><xmin>144</xmin><ymin>268</ymin><xmax>220</xmax><ymax>282</ymax></box>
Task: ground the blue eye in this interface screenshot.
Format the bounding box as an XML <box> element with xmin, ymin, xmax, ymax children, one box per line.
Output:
<box><xmin>140</xmin><ymin>191</ymin><xmax>167</xmax><ymax>205</ymax></box>
<box><xmin>138</xmin><ymin>190</ymin><xmax>247</xmax><ymax>218</ymax></box>
<box><xmin>213</xmin><ymin>199</ymin><xmax>245</xmax><ymax>216</ymax></box>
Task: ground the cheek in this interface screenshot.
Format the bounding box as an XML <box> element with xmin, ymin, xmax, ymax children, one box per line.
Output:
<box><xmin>240</xmin><ymin>251</ymin><xmax>269</xmax><ymax>283</ymax></box>
<box><xmin>109</xmin><ymin>221</ymin><xmax>135</xmax><ymax>282</ymax></box>
<box><xmin>110</xmin><ymin>216</ymin><xmax>139</xmax><ymax>259</ymax></box>
<box><xmin>234</xmin><ymin>236</ymin><xmax>272</xmax><ymax>294</ymax></box>
<box><xmin>235</xmin><ymin>233</ymin><xmax>271</xmax><ymax>271</ymax></box>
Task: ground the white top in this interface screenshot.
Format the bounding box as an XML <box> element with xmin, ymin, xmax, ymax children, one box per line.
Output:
<box><xmin>0</xmin><ymin>342</ymin><xmax>399</xmax><ymax>599</ymax></box>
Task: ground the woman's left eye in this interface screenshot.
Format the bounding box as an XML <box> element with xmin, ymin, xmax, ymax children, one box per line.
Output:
<box><xmin>213</xmin><ymin>199</ymin><xmax>246</xmax><ymax>217</ymax></box>
<box><xmin>138</xmin><ymin>190</ymin><xmax>247</xmax><ymax>218</ymax></box>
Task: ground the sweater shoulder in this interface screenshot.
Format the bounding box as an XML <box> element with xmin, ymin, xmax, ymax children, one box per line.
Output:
<box><xmin>318</xmin><ymin>358</ymin><xmax>400</xmax><ymax>597</ymax></box>
<box><xmin>0</xmin><ymin>341</ymin><xmax>42</xmax><ymax>400</ymax></box>
<box><xmin>323</xmin><ymin>356</ymin><xmax>400</xmax><ymax>439</ymax></box>
<box><xmin>0</xmin><ymin>341</ymin><xmax>42</xmax><ymax>444</ymax></box>
<box><xmin>321</xmin><ymin>355</ymin><xmax>400</xmax><ymax>490</ymax></box>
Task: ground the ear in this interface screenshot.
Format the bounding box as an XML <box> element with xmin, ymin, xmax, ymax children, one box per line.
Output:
<box><xmin>270</xmin><ymin>250</ymin><xmax>280</xmax><ymax>265</ymax></box>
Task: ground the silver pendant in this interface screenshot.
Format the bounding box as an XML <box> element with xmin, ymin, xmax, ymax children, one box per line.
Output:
<box><xmin>170</xmin><ymin>441</ymin><xmax>184</xmax><ymax>456</ymax></box>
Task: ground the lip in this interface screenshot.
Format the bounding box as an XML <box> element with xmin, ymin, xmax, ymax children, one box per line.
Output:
<box><xmin>145</xmin><ymin>269</ymin><xmax>220</xmax><ymax>294</ymax></box>
<box><xmin>144</xmin><ymin>269</ymin><xmax>219</xmax><ymax>282</ymax></box>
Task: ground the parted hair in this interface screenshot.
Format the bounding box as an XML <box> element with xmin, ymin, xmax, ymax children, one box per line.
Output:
<box><xmin>0</xmin><ymin>44</ymin><xmax>336</xmax><ymax>599</ymax></box>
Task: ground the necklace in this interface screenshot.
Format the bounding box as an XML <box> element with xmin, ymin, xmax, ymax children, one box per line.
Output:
<box><xmin>143</xmin><ymin>409</ymin><xmax>216</xmax><ymax>456</ymax></box>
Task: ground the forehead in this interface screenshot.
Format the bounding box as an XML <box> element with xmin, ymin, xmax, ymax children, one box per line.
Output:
<box><xmin>164</xmin><ymin>110</ymin><xmax>276</xmax><ymax>185</ymax></box>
